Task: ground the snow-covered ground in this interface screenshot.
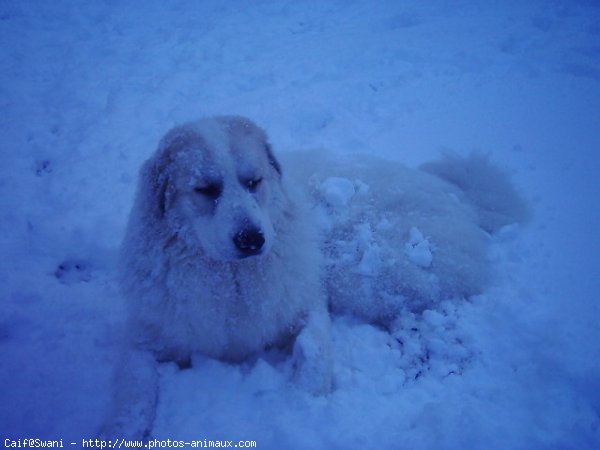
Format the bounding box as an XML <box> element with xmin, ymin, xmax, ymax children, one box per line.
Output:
<box><xmin>1</xmin><ymin>1</ymin><xmax>599</xmax><ymax>448</ymax></box>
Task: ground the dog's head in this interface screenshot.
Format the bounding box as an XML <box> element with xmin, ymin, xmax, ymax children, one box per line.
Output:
<box><xmin>142</xmin><ymin>116</ymin><xmax>283</xmax><ymax>261</ymax></box>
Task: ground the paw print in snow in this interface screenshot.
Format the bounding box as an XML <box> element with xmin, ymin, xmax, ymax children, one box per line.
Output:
<box><xmin>54</xmin><ymin>259</ymin><xmax>92</xmax><ymax>284</ymax></box>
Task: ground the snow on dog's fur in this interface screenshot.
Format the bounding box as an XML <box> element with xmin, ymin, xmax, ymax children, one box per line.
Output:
<box><xmin>285</xmin><ymin>150</ymin><xmax>528</xmax><ymax>324</ymax></box>
<box><xmin>108</xmin><ymin>116</ymin><xmax>331</xmax><ymax>438</ymax></box>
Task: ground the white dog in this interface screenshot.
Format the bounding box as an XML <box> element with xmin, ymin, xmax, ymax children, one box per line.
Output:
<box><xmin>107</xmin><ymin>116</ymin><xmax>527</xmax><ymax>437</ymax></box>
<box><xmin>108</xmin><ymin>116</ymin><xmax>332</xmax><ymax>438</ymax></box>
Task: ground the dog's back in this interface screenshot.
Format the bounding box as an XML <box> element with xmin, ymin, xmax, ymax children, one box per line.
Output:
<box><xmin>284</xmin><ymin>150</ymin><xmax>528</xmax><ymax>323</ymax></box>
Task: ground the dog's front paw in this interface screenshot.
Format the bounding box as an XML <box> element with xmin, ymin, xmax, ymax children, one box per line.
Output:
<box><xmin>103</xmin><ymin>349</ymin><xmax>159</xmax><ymax>441</ymax></box>
<box><xmin>292</xmin><ymin>323</ymin><xmax>333</xmax><ymax>395</ymax></box>
<box><xmin>99</xmin><ymin>408</ymin><xmax>153</xmax><ymax>442</ymax></box>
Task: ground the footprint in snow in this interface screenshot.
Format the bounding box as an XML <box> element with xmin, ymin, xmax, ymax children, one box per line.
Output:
<box><xmin>54</xmin><ymin>259</ymin><xmax>93</xmax><ymax>284</ymax></box>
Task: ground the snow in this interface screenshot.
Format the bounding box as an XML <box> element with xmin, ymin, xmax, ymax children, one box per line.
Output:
<box><xmin>405</xmin><ymin>227</ymin><xmax>433</xmax><ymax>268</ymax></box>
<box><xmin>1</xmin><ymin>0</ymin><xmax>599</xmax><ymax>448</ymax></box>
<box><xmin>319</xmin><ymin>177</ymin><xmax>356</xmax><ymax>209</ymax></box>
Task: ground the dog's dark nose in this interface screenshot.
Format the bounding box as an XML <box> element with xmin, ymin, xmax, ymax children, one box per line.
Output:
<box><xmin>233</xmin><ymin>227</ymin><xmax>265</xmax><ymax>256</ymax></box>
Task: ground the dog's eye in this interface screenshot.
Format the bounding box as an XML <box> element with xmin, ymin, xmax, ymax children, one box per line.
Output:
<box><xmin>194</xmin><ymin>183</ymin><xmax>222</xmax><ymax>199</ymax></box>
<box><xmin>246</xmin><ymin>177</ymin><xmax>262</xmax><ymax>193</ymax></box>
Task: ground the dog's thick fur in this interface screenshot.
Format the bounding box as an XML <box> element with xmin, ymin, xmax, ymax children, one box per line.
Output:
<box><xmin>108</xmin><ymin>117</ymin><xmax>331</xmax><ymax>438</ymax></box>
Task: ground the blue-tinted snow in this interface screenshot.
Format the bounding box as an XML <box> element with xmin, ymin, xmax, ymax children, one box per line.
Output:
<box><xmin>1</xmin><ymin>1</ymin><xmax>599</xmax><ymax>448</ymax></box>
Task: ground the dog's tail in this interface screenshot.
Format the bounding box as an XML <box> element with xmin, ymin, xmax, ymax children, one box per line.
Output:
<box><xmin>421</xmin><ymin>152</ymin><xmax>530</xmax><ymax>234</ymax></box>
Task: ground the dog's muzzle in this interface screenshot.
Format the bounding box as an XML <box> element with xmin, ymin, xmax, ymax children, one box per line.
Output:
<box><xmin>233</xmin><ymin>227</ymin><xmax>265</xmax><ymax>257</ymax></box>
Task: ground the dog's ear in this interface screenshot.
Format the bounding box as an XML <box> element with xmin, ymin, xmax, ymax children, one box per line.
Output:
<box><xmin>265</xmin><ymin>143</ymin><xmax>282</xmax><ymax>177</ymax></box>
<box><xmin>141</xmin><ymin>153</ymin><xmax>171</xmax><ymax>219</ymax></box>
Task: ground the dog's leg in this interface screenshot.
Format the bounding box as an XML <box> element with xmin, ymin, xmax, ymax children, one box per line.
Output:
<box><xmin>102</xmin><ymin>348</ymin><xmax>159</xmax><ymax>440</ymax></box>
<box><xmin>292</xmin><ymin>307</ymin><xmax>333</xmax><ymax>395</ymax></box>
